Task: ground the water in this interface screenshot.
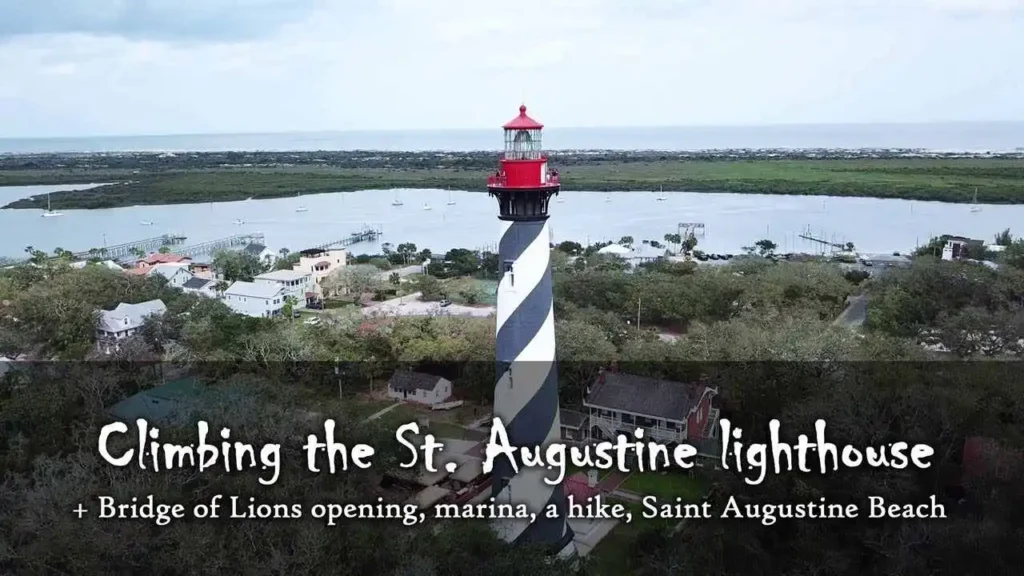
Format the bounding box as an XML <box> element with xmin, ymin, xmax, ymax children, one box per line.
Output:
<box><xmin>2</xmin><ymin>122</ymin><xmax>1023</xmax><ymax>153</ymax></box>
<box><xmin>1</xmin><ymin>185</ymin><xmax>1017</xmax><ymax>260</ymax></box>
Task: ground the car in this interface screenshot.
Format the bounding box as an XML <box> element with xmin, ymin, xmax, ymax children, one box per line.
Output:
<box><xmin>292</xmin><ymin>310</ymin><xmax>301</xmax><ymax>318</ymax></box>
<box><xmin>303</xmin><ymin>317</ymin><xmax>321</xmax><ymax>326</ymax></box>
<box><xmin>438</xmin><ymin>299</ymin><xmax>452</xmax><ymax>307</ymax></box>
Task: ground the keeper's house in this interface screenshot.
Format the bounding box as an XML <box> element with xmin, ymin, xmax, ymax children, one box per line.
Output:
<box><xmin>583</xmin><ymin>368</ymin><xmax>721</xmax><ymax>458</ymax></box>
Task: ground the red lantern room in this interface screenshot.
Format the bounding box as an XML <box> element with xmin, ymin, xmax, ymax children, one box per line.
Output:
<box><xmin>488</xmin><ymin>104</ymin><xmax>560</xmax><ymax>221</ymax></box>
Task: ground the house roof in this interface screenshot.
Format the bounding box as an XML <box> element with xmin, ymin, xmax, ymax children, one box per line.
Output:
<box><xmin>598</xmin><ymin>244</ymin><xmax>632</xmax><ymax>255</ymax></box>
<box><xmin>502</xmin><ymin>105</ymin><xmax>544</xmax><ymax>130</ymax></box>
<box><xmin>141</xmin><ymin>253</ymin><xmax>189</xmax><ymax>265</ymax></box>
<box><xmin>389</xmin><ymin>371</ymin><xmax>445</xmax><ymax>393</ymax></box>
<box><xmin>97</xmin><ymin>299</ymin><xmax>167</xmax><ymax>333</ymax></box>
<box><xmin>255</xmin><ymin>269</ymin><xmax>310</xmax><ymax>282</ymax></box>
<box><xmin>561</xmin><ymin>410</ymin><xmax>588</xmax><ymax>429</ymax></box>
<box><xmin>224</xmin><ymin>281</ymin><xmax>284</xmax><ymax>299</ymax></box>
<box><xmin>105</xmin><ymin>378</ymin><xmax>245</xmax><ymax>426</ymax></box>
<box><xmin>585</xmin><ymin>371</ymin><xmax>706</xmax><ymax>422</ymax></box>
<box><xmin>183</xmin><ymin>277</ymin><xmax>213</xmax><ymax>290</ymax></box>
<box><xmin>563</xmin><ymin>473</ymin><xmax>601</xmax><ymax>502</ymax></box>
<box><xmin>242</xmin><ymin>243</ymin><xmax>268</xmax><ymax>255</ymax></box>
<box><xmin>148</xmin><ymin>263</ymin><xmax>191</xmax><ymax>280</ymax></box>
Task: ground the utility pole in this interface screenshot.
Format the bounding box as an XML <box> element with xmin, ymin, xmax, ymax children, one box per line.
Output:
<box><xmin>334</xmin><ymin>358</ymin><xmax>342</xmax><ymax>400</ymax></box>
<box><xmin>637</xmin><ymin>297</ymin><xmax>641</xmax><ymax>332</ymax></box>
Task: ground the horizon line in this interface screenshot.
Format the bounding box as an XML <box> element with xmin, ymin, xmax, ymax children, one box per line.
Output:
<box><xmin>4</xmin><ymin>119</ymin><xmax>1024</xmax><ymax>141</ymax></box>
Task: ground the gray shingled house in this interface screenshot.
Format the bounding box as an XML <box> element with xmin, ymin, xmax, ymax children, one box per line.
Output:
<box><xmin>583</xmin><ymin>369</ymin><xmax>720</xmax><ymax>455</ymax></box>
<box><xmin>387</xmin><ymin>370</ymin><xmax>453</xmax><ymax>406</ymax></box>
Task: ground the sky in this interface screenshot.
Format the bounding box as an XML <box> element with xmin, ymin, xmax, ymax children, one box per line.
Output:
<box><xmin>0</xmin><ymin>0</ymin><xmax>1022</xmax><ymax>137</ymax></box>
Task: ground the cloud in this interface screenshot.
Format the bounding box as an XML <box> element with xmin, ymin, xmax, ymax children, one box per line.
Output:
<box><xmin>0</xmin><ymin>0</ymin><xmax>1021</xmax><ymax>136</ymax></box>
<box><xmin>0</xmin><ymin>0</ymin><xmax>320</xmax><ymax>41</ymax></box>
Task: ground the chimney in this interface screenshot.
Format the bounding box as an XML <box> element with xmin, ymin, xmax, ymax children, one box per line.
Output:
<box><xmin>587</xmin><ymin>469</ymin><xmax>599</xmax><ymax>488</ymax></box>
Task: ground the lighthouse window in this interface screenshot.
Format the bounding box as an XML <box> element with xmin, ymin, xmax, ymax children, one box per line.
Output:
<box><xmin>504</xmin><ymin>260</ymin><xmax>514</xmax><ymax>286</ymax></box>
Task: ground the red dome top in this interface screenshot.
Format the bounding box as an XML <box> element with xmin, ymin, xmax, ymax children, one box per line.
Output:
<box><xmin>502</xmin><ymin>104</ymin><xmax>544</xmax><ymax>130</ymax></box>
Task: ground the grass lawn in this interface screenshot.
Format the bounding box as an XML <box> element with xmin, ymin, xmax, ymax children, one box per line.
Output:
<box><xmin>621</xmin><ymin>471</ymin><xmax>707</xmax><ymax>501</ymax></box>
<box><xmin>345</xmin><ymin>397</ymin><xmax>399</xmax><ymax>421</ymax></box>
<box><xmin>443</xmin><ymin>277</ymin><xmax>499</xmax><ymax>306</ymax></box>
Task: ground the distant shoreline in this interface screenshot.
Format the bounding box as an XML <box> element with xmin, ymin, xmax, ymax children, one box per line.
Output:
<box><xmin>2</xmin><ymin>150</ymin><xmax>1022</xmax><ymax>209</ymax></box>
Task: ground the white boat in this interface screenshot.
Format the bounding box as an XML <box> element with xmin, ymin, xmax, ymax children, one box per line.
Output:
<box><xmin>656</xmin><ymin>186</ymin><xmax>667</xmax><ymax>201</ymax></box>
<box><xmin>40</xmin><ymin>193</ymin><xmax>63</xmax><ymax>218</ymax></box>
<box><xmin>556</xmin><ymin>196</ymin><xmax>565</xmax><ymax>203</ymax></box>
<box><xmin>970</xmin><ymin>188</ymin><xmax>982</xmax><ymax>212</ymax></box>
<box><xmin>604</xmin><ymin>195</ymin><xmax>612</xmax><ymax>202</ymax></box>
<box><xmin>295</xmin><ymin>206</ymin><xmax>308</xmax><ymax>212</ymax></box>
<box><xmin>233</xmin><ymin>219</ymin><xmax>245</xmax><ymax>225</ymax></box>
<box><xmin>140</xmin><ymin>220</ymin><xmax>154</xmax><ymax>226</ymax></box>
<box><xmin>446</xmin><ymin>189</ymin><xmax>456</xmax><ymax>206</ymax></box>
<box><xmin>392</xmin><ymin>191</ymin><xmax>403</xmax><ymax>206</ymax></box>
<box><xmin>422</xmin><ymin>203</ymin><xmax>432</xmax><ymax>211</ymax></box>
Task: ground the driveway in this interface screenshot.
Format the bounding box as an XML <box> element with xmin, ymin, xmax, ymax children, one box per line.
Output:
<box><xmin>362</xmin><ymin>292</ymin><xmax>495</xmax><ymax>318</ymax></box>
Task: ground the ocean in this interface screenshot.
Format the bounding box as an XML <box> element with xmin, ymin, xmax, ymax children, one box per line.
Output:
<box><xmin>1</xmin><ymin>122</ymin><xmax>1023</xmax><ymax>154</ymax></box>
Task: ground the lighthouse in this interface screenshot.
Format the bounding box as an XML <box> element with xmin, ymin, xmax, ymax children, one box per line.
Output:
<box><xmin>487</xmin><ymin>105</ymin><xmax>576</xmax><ymax>557</ymax></box>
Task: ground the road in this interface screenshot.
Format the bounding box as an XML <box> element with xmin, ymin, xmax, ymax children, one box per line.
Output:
<box><xmin>834</xmin><ymin>294</ymin><xmax>868</xmax><ymax>328</ymax></box>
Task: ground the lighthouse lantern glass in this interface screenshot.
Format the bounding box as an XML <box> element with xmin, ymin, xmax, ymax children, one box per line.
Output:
<box><xmin>504</xmin><ymin>128</ymin><xmax>542</xmax><ymax>160</ymax></box>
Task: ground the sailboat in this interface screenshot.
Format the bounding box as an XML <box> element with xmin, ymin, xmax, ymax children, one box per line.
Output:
<box><xmin>422</xmin><ymin>203</ymin><xmax>432</xmax><ymax>211</ymax></box>
<box><xmin>392</xmin><ymin>191</ymin><xmax>403</xmax><ymax>206</ymax></box>
<box><xmin>656</xmin><ymin>186</ymin><xmax>667</xmax><ymax>201</ymax></box>
<box><xmin>604</xmin><ymin>195</ymin><xmax>612</xmax><ymax>202</ymax></box>
<box><xmin>446</xmin><ymin>189</ymin><xmax>456</xmax><ymax>206</ymax></box>
<box><xmin>970</xmin><ymin>188</ymin><xmax>982</xmax><ymax>213</ymax></box>
<box><xmin>233</xmin><ymin>219</ymin><xmax>245</xmax><ymax>225</ymax></box>
<box><xmin>140</xmin><ymin>220</ymin><xmax>154</xmax><ymax>226</ymax></box>
<box><xmin>41</xmin><ymin>193</ymin><xmax>63</xmax><ymax>218</ymax></box>
<box><xmin>295</xmin><ymin>192</ymin><xmax>307</xmax><ymax>212</ymax></box>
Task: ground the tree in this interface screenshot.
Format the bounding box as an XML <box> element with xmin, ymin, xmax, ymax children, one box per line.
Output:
<box><xmin>157</xmin><ymin>245</ymin><xmax>172</xmax><ymax>254</ymax></box>
<box><xmin>754</xmin><ymin>239</ymin><xmax>777</xmax><ymax>257</ymax></box>
<box><xmin>618</xmin><ymin>236</ymin><xmax>634</xmax><ymax>249</ymax></box>
<box><xmin>324</xmin><ymin>266</ymin><xmax>381</xmax><ymax>303</ymax></box>
<box><xmin>409</xmin><ymin>274</ymin><xmax>444</xmax><ymax>301</ymax></box>
<box><xmin>389</xmin><ymin>272</ymin><xmax>401</xmax><ymax>287</ymax></box>
<box><xmin>212</xmin><ymin>249</ymin><xmax>267</xmax><ymax>283</ymax></box>
<box><xmin>396</xmin><ymin>243</ymin><xmax>418</xmax><ymax>264</ymax></box>
<box><xmin>995</xmin><ymin>228</ymin><xmax>1013</xmax><ymax>246</ymax></box>
<box><xmin>282</xmin><ymin>296</ymin><xmax>298</xmax><ymax>319</ymax></box>
<box><xmin>555</xmin><ymin>241</ymin><xmax>584</xmax><ymax>256</ymax></box>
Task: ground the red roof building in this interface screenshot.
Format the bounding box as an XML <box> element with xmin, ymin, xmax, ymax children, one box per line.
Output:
<box><xmin>563</xmin><ymin>472</ymin><xmax>601</xmax><ymax>502</ymax></box>
<box><xmin>136</xmin><ymin>253</ymin><xmax>190</xmax><ymax>267</ymax></box>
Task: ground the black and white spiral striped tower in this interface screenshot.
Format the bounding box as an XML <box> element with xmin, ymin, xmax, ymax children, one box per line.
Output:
<box><xmin>486</xmin><ymin>105</ymin><xmax>576</xmax><ymax>557</ymax></box>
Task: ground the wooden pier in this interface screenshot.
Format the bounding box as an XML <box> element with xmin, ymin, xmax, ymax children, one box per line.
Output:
<box><xmin>73</xmin><ymin>234</ymin><xmax>187</xmax><ymax>261</ymax></box>
<box><xmin>678</xmin><ymin>222</ymin><xmax>706</xmax><ymax>237</ymax></box>
<box><xmin>306</xmin><ymin>226</ymin><xmax>382</xmax><ymax>252</ymax></box>
<box><xmin>172</xmin><ymin>233</ymin><xmax>266</xmax><ymax>259</ymax></box>
<box><xmin>797</xmin><ymin>233</ymin><xmax>846</xmax><ymax>250</ymax></box>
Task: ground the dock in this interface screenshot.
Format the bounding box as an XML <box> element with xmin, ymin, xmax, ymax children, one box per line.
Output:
<box><xmin>73</xmin><ymin>234</ymin><xmax>187</xmax><ymax>261</ymax></box>
<box><xmin>172</xmin><ymin>233</ymin><xmax>266</xmax><ymax>259</ymax></box>
<box><xmin>798</xmin><ymin>233</ymin><xmax>846</xmax><ymax>250</ymax></box>
<box><xmin>678</xmin><ymin>222</ymin><xmax>706</xmax><ymax>237</ymax></box>
<box><xmin>305</xmin><ymin>226</ymin><xmax>382</xmax><ymax>252</ymax></box>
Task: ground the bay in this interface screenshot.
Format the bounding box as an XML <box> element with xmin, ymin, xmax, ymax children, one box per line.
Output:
<box><xmin>0</xmin><ymin>185</ymin><xmax>1017</xmax><ymax>260</ymax></box>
